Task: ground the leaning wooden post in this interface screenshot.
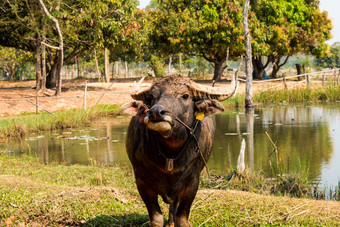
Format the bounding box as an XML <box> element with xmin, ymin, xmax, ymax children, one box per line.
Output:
<box><xmin>83</xmin><ymin>81</ymin><xmax>87</xmax><ymax>110</ymax></box>
<box><xmin>322</xmin><ymin>73</ymin><xmax>325</xmax><ymax>86</ymax></box>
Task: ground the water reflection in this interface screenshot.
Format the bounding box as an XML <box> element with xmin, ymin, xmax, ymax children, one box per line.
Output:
<box><xmin>1</xmin><ymin>104</ymin><xmax>339</xmax><ymax>189</ymax></box>
<box><xmin>210</xmin><ymin>104</ymin><xmax>337</xmax><ymax>188</ymax></box>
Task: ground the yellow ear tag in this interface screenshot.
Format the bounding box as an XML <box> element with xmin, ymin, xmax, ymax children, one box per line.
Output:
<box><xmin>196</xmin><ymin>112</ymin><xmax>205</xmax><ymax>121</ymax></box>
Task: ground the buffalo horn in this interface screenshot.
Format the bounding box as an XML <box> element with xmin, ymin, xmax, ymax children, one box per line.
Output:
<box><xmin>189</xmin><ymin>81</ymin><xmax>238</xmax><ymax>101</ymax></box>
<box><xmin>131</xmin><ymin>87</ymin><xmax>151</xmax><ymax>101</ymax></box>
<box><xmin>131</xmin><ymin>75</ymin><xmax>238</xmax><ymax>101</ymax></box>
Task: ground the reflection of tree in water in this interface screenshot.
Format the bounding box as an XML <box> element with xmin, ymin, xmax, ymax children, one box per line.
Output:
<box><xmin>211</xmin><ymin>105</ymin><xmax>334</xmax><ymax>181</ymax></box>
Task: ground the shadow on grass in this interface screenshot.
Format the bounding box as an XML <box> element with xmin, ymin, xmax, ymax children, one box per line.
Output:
<box><xmin>85</xmin><ymin>213</ymin><xmax>149</xmax><ymax>226</ymax></box>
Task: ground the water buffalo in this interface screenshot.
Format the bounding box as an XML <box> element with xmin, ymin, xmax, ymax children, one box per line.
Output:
<box><xmin>121</xmin><ymin>74</ymin><xmax>236</xmax><ymax>227</ymax></box>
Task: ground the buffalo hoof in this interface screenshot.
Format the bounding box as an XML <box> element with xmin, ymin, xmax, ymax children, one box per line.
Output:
<box><xmin>150</xmin><ymin>212</ymin><xmax>164</xmax><ymax>227</ymax></box>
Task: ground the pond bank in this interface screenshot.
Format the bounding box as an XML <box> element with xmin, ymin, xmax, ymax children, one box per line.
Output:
<box><xmin>0</xmin><ymin>104</ymin><xmax>120</xmax><ymax>140</ymax></box>
<box><xmin>1</xmin><ymin>84</ymin><xmax>339</xmax><ymax>140</ymax></box>
<box><xmin>0</xmin><ymin>155</ymin><xmax>339</xmax><ymax>226</ymax></box>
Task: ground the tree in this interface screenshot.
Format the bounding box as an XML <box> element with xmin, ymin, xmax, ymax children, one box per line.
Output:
<box><xmin>150</xmin><ymin>0</ymin><xmax>244</xmax><ymax>80</ymax></box>
<box><xmin>315</xmin><ymin>42</ymin><xmax>340</xmax><ymax>68</ymax></box>
<box><xmin>0</xmin><ymin>0</ymin><xmax>139</xmax><ymax>89</ymax></box>
<box><xmin>0</xmin><ymin>46</ymin><xmax>33</xmax><ymax>81</ymax></box>
<box><xmin>249</xmin><ymin>0</ymin><xmax>332</xmax><ymax>79</ymax></box>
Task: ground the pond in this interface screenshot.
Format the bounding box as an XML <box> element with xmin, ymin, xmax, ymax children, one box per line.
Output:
<box><xmin>2</xmin><ymin>104</ymin><xmax>340</xmax><ymax>192</ymax></box>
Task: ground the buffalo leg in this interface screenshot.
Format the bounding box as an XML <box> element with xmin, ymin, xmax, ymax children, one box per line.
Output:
<box><xmin>175</xmin><ymin>182</ymin><xmax>199</xmax><ymax>227</ymax></box>
<box><xmin>167</xmin><ymin>197</ymin><xmax>178</xmax><ymax>227</ymax></box>
<box><xmin>136</xmin><ymin>182</ymin><xmax>164</xmax><ymax>227</ymax></box>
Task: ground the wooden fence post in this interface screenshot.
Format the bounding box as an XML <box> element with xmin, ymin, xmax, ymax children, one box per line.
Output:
<box><xmin>306</xmin><ymin>74</ymin><xmax>311</xmax><ymax>88</ymax></box>
<box><xmin>36</xmin><ymin>89</ymin><xmax>39</xmax><ymax>114</ymax></box>
<box><xmin>322</xmin><ymin>73</ymin><xmax>325</xmax><ymax>86</ymax></box>
<box><xmin>83</xmin><ymin>81</ymin><xmax>87</xmax><ymax>110</ymax></box>
<box><xmin>283</xmin><ymin>77</ymin><xmax>288</xmax><ymax>91</ymax></box>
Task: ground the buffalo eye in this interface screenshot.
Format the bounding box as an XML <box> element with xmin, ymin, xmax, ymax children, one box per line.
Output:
<box><xmin>145</xmin><ymin>94</ymin><xmax>154</xmax><ymax>105</ymax></box>
<box><xmin>182</xmin><ymin>94</ymin><xmax>189</xmax><ymax>100</ymax></box>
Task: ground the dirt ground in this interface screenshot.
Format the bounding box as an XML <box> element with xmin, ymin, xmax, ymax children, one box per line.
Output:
<box><xmin>0</xmin><ymin>79</ymin><xmax>147</xmax><ymax>117</ymax></box>
<box><xmin>0</xmin><ymin>77</ymin><xmax>304</xmax><ymax>117</ymax></box>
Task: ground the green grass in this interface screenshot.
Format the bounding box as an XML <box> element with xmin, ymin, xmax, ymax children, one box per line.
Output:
<box><xmin>254</xmin><ymin>85</ymin><xmax>340</xmax><ymax>104</ymax></box>
<box><xmin>1</xmin><ymin>154</ymin><xmax>339</xmax><ymax>226</ymax></box>
<box><xmin>221</xmin><ymin>94</ymin><xmax>246</xmax><ymax>108</ymax></box>
<box><xmin>200</xmin><ymin>168</ymin><xmax>320</xmax><ymax>200</ymax></box>
<box><xmin>0</xmin><ymin>104</ymin><xmax>120</xmax><ymax>140</ymax></box>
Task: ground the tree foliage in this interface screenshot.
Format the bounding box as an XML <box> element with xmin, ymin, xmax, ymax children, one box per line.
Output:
<box><xmin>315</xmin><ymin>42</ymin><xmax>340</xmax><ymax>68</ymax></box>
<box><xmin>150</xmin><ymin>0</ymin><xmax>244</xmax><ymax>80</ymax></box>
<box><xmin>0</xmin><ymin>0</ymin><xmax>334</xmax><ymax>85</ymax></box>
<box><xmin>0</xmin><ymin>46</ymin><xmax>33</xmax><ymax>81</ymax></box>
<box><xmin>249</xmin><ymin>0</ymin><xmax>332</xmax><ymax>78</ymax></box>
<box><xmin>0</xmin><ymin>0</ymin><xmax>139</xmax><ymax>88</ymax></box>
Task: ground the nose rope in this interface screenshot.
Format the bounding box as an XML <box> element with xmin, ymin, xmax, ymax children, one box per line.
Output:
<box><xmin>141</xmin><ymin>103</ymin><xmax>210</xmax><ymax>176</ymax></box>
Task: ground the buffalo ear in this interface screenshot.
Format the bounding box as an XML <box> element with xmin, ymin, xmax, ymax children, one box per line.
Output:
<box><xmin>120</xmin><ymin>101</ymin><xmax>144</xmax><ymax>116</ymax></box>
<box><xmin>195</xmin><ymin>99</ymin><xmax>225</xmax><ymax>116</ymax></box>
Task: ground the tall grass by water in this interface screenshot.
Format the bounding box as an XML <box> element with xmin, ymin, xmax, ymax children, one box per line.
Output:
<box><xmin>255</xmin><ymin>84</ymin><xmax>340</xmax><ymax>104</ymax></box>
<box><xmin>201</xmin><ymin>130</ymin><xmax>340</xmax><ymax>201</ymax></box>
<box><xmin>0</xmin><ymin>104</ymin><xmax>120</xmax><ymax>140</ymax></box>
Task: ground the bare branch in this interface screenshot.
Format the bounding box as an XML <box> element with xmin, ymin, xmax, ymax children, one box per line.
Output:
<box><xmin>41</xmin><ymin>41</ymin><xmax>60</xmax><ymax>50</ymax></box>
<box><xmin>279</xmin><ymin>55</ymin><xmax>290</xmax><ymax>67</ymax></box>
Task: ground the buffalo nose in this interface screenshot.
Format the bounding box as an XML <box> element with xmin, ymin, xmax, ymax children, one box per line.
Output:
<box><xmin>148</xmin><ymin>105</ymin><xmax>167</xmax><ymax>121</ymax></box>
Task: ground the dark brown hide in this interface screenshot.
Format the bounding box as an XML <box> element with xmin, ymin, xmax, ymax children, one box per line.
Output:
<box><xmin>123</xmin><ymin>75</ymin><xmax>234</xmax><ymax>227</ymax></box>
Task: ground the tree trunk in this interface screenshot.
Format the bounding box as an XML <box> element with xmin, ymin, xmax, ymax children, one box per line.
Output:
<box><xmin>36</xmin><ymin>45</ymin><xmax>42</xmax><ymax>90</ymax></box>
<box><xmin>46</xmin><ymin>61</ymin><xmax>57</xmax><ymax>88</ymax></box>
<box><xmin>243</xmin><ymin>0</ymin><xmax>254</xmax><ymax>108</ymax></box>
<box><xmin>271</xmin><ymin>55</ymin><xmax>290</xmax><ymax>79</ymax></box>
<box><xmin>296</xmin><ymin>63</ymin><xmax>302</xmax><ymax>74</ymax></box>
<box><xmin>104</xmin><ymin>48</ymin><xmax>110</xmax><ymax>83</ymax></box>
<box><xmin>212</xmin><ymin>60</ymin><xmax>225</xmax><ymax>82</ymax></box>
<box><xmin>94</xmin><ymin>48</ymin><xmax>101</xmax><ymax>82</ymax></box>
<box><xmin>38</xmin><ymin>0</ymin><xmax>63</xmax><ymax>95</ymax></box>
<box><xmin>125</xmin><ymin>61</ymin><xmax>128</xmax><ymax>78</ymax></box>
<box><xmin>271</xmin><ymin>56</ymin><xmax>281</xmax><ymax>79</ymax></box>
<box><xmin>252</xmin><ymin>56</ymin><xmax>268</xmax><ymax>80</ymax></box>
<box><xmin>41</xmin><ymin>32</ymin><xmax>46</xmax><ymax>91</ymax></box>
<box><xmin>296</xmin><ymin>63</ymin><xmax>303</xmax><ymax>81</ymax></box>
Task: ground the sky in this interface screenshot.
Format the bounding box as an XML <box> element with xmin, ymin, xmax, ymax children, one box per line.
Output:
<box><xmin>319</xmin><ymin>0</ymin><xmax>340</xmax><ymax>44</ymax></box>
<box><xmin>137</xmin><ymin>0</ymin><xmax>340</xmax><ymax>44</ymax></box>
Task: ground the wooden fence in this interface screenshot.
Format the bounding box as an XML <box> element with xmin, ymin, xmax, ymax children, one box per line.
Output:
<box><xmin>238</xmin><ymin>68</ymin><xmax>340</xmax><ymax>92</ymax></box>
<box><xmin>1</xmin><ymin>69</ymin><xmax>339</xmax><ymax>115</ymax></box>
